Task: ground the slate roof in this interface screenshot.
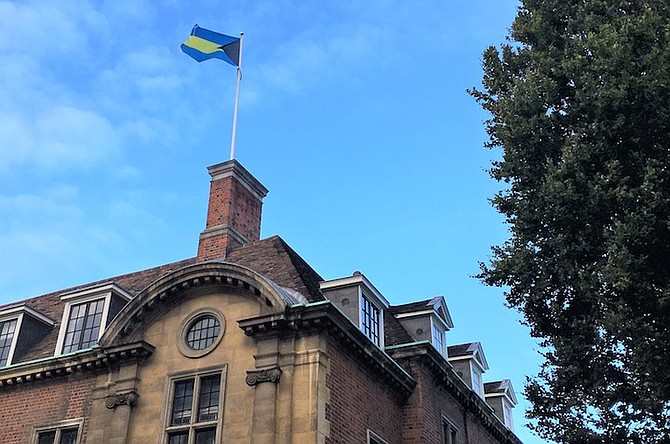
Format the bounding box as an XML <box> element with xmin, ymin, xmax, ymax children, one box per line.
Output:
<box><xmin>0</xmin><ymin>234</ymin><xmax>454</xmax><ymax>370</ymax></box>
<box><xmin>484</xmin><ymin>379</ymin><xmax>518</xmax><ymax>404</ymax></box>
<box><xmin>447</xmin><ymin>342</ymin><xmax>477</xmax><ymax>357</ymax></box>
<box><xmin>227</xmin><ymin>235</ymin><xmax>324</xmax><ymax>302</ymax></box>
<box><xmin>389</xmin><ymin>299</ymin><xmax>435</xmax><ymax>315</ymax></box>
<box><xmin>484</xmin><ymin>380</ymin><xmax>507</xmax><ymax>394</ymax></box>
<box><xmin>383</xmin><ymin>309</ymin><xmax>415</xmax><ymax>346</ymax></box>
<box><xmin>0</xmin><ymin>236</ymin><xmax>327</xmax><ymax>365</ymax></box>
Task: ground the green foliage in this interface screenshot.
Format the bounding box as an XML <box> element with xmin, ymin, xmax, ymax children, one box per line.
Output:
<box><xmin>471</xmin><ymin>1</ymin><xmax>670</xmax><ymax>442</ymax></box>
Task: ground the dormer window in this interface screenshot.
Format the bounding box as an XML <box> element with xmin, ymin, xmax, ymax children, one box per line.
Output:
<box><xmin>503</xmin><ymin>402</ymin><xmax>514</xmax><ymax>429</ymax></box>
<box><xmin>0</xmin><ymin>305</ymin><xmax>54</xmax><ymax>368</ymax></box>
<box><xmin>55</xmin><ymin>283</ymin><xmax>132</xmax><ymax>355</ymax></box>
<box><xmin>484</xmin><ymin>379</ymin><xmax>518</xmax><ymax>431</ymax></box>
<box><xmin>471</xmin><ymin>366</ymin><xmax>483</xmax><ymax>397</ymax></box>
<box><xmin>361</xmin><ymin>295</ymin><xmax>381</xmax><ymax>346</ymax></box>
<box><xmin>61</xmin><ymin>299</ymin><xmax>105</xmax><ymax>354</ymax></box>
<box><xmin>319</xmin><ymin>272</ymin><xmax>389</xmax><ymax>348</ymax></box>
<box><xmin>0</xmin><ymin>319</ymin><xmax>17</xmax><ymax>367</ymax></box>
<box><xmin>391</xmin><ymin>296</ymin><xmax>453</xmax><ymax>357</ymax></box>
<box><xmin>447</xmin><ymin>342</ymin><xmax>490</xmax><ymax>399</ymax></box>
<box><xmin>431</xmin><ymin>320</ymin><xmax>445</xmax><ymax>355</ymax></box>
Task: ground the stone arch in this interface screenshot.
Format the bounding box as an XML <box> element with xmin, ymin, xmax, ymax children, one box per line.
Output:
<box><xmin>100</xmin><ymin>261</ymin><xmax>305</xmax><ymax>347</ymax></box>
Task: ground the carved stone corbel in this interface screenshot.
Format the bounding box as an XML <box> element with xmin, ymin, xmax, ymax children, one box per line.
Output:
<box><xmin>105</xmin><ymin>391</ymin><xmax>138</xmax><ymax>409</ymax></box>
<box><xmin>245</xmin><ymin>367</ymin><xmax>282</xmax><ymax>386</ymax></box>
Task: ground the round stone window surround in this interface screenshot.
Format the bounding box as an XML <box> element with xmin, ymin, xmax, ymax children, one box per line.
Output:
<box><xmin>177</xmin><ymin>307</ymin><xmax>226</xmax><ymax>359</ymax></box>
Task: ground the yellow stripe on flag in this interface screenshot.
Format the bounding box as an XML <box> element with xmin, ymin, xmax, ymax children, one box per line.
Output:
<box><xmin>183</xmin><ymin>35</ymin><xmax>222</xmax><ymax>55</ymax></box>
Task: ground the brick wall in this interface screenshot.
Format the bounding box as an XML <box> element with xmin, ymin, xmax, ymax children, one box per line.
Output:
<box><xmin>0</xmin><ymin>373</ymin><xmax>96</xmax><ymax>443</ymax></box>
<box><xmin>402</xmin><ymin>360</ymin><xmax>504</xmax><ymax>444</ymax></box>
<box><xmin>325</xmin><ymin>338</ymin><xmax>405</xmax><ymax>444</ymax></box>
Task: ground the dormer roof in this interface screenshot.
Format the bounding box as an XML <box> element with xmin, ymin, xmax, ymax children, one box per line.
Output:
<box><xmin>0</xmin><ymin>304</ymin><xmax>55</xmax><ymax>326</ymax></box>
<box><xmin>484</xmin><ymin>379</ymin><xmax>518</xmax><ymax>405</ymax></box>
<box><xmin>447</xmin><ymin>341</ymin><xmax>490</xmax><ymax>371</ymax></box>
<box><xmin>319</xmin><ymin>271</ymin><xmax>390</xmax><ymax>309</ymax></box>
<box><xmin>390</xmin><ymin>295</ymin><xmax>454</xmax><ymax>329</ymax></box>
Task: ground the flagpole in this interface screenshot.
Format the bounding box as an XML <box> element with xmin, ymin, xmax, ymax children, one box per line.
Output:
<box><xmin>229</xmin><ymin>32</ymin><xmax>243</xmax><ymax>160</ymax></box>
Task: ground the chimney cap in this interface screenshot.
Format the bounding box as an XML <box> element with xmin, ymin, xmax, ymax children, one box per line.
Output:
<box><xmin>207</xmin><ymin>159</ymin><xmax>268</xmax><ymax>200</ymax></box>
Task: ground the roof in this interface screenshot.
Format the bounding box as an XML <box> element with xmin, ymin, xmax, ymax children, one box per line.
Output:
<box><xmin>391</xmin><ymin>296</ymin><xmax>454</xmax><ymax>329</ymax></box>
<box><xmin>383</xmin><ymin>309</ymin><xmax>414</xmax><ymax>346</ymax></box>
<box><xmin>390</xmin><ymin>299</ymin><xmax>435</xmax><ymax>314</ymax></box>
<box><xmin>0</xmin><ymin>236</ymin><xmax>324</xmax><ymax>364</ymax></box>
<box><xmin>484</xmin><ymin>379</ymin><xmax>518</xmax><ymax>405</ymax></box>
<box><xmin>226</xmin><ymin>235</ymin><xmax>324</xmax><ymax>302</ymax></box>
<box><xmin>447</xmin><ymin>341</ymin><xmax>490</xmax><ymax>370</ymax></box>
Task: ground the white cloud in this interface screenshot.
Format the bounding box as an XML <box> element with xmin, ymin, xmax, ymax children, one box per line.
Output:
<box><xmin>0</xmin><ymin>106</ymin><xmax>121</xmax><ymax>174</ymax></box>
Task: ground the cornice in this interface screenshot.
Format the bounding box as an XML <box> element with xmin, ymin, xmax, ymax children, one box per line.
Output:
<box><xmin>0</xmin><ymin>341</ymin><xmax>154</xmax><ymax>388</ymax></box>
<box><xmin>238</xmin><ymin>301</ymin><xmax>416</xmax><ymax>398</ymax></box>
<box><xmin>387</xmin><ymin>342</ymin><xmax>523</xmax><ymax>444</ymax></box>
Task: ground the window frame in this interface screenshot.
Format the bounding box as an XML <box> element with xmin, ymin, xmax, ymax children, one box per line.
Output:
<box><xmin>431</xmin><ymin>317</ymin><xmax>447</xmax><ymax>356</ymax></box>
<box><xmin>176</xmin><ymin>308</ymin><xmax>226</xmax><ymax>359</ymax></box>
<box><xmin>60</xmin><ymin>297</ymin><xmax>106</xmax><ymax>354</ymax></box>
<box><xmin>367</xmin><ymin>429</ymin><xmax>389</xmax><ymax>444</ymax></box>
<box><xmin>32</xmin><ymin>419</ymin><xmax>83</xmax><ymax>444</ymax></box>
<box><xmin>163</xmin><ymin>366</ymin><xmax>227</xmax><ymax>444</ymax></box>
<box><xmin>0</xmin><ymin>317</ymin><xmax>18</xmax><ymax>367</ymax></box>
<box><xmin>471</xmin><ymin>364</ymin><xmax>484</xmax><ymax>398</ymax></box>
<box><xmin>54</xmin><ymin>284</ymin><xmax>131</xmax><ymax>356</ymax></box>
<box><xmin>442</xmin><ymin>415</ymin><xmax>459</xmax><ymax>444</ymax></box>
<box><xmin>503</xmin><ymin>399</ymin><xmax>514</xmax><ymax>430</ymax></box>
<box><xmin>359</xmin><ymin>293</ymin><xmax>382</xmax><ymax>346</ymax></box>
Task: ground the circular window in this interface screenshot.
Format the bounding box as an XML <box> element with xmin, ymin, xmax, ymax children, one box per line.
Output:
<box><xmin>177</xmin><ymin>308</ymin><xmax>225</xmax><ymax>358</ymax></box>
<box><xmin>186</xmin><ymin>315</ymin><xmax>221</xmax><ymax>350</ymax></box>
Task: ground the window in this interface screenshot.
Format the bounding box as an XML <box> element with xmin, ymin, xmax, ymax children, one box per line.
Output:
<box><xmin>443</xmin><ymin>417</ymin><xmax>458</xmax><ymax>444</ymax></box>
<box><xmin>503</xmin><ymin>401</ymin><xmax>514</xmax><ymax>430</ymax></box>
<box><xmin>33</xmin><ymin>420</ymin><xmax>81</xmax><ymax>444</ymax></box>
<box><xmin>61</xmin><ymin>299</ymin><xmax>105</xmax><ymax>353</ymax></box>
<box><xmin>471</xmin><ymin>367</ymin><xmax>483</xmax><ymax>397</ymax></box>
<box><xmin>177</xmin><ymin>309</ymin><xmax>226</xmax><ymax>359</ymax></box>
<box><xmin>361</xmin><ymin>295</ymin><xmax>381</xmax><ymax>345</ymax></box>
<box><xmin>367</xmin><ymin>430</ymin><xmax>388</xmax><ymax>444</ymax></box>
<box><xmin>432</xmin><ymin>321</ymin><xmax>445</xmax><ymax>356</ymax></box>
<box><xmin>55</xmin><ymin>283</ymin><xmax>132</xmax><ymax>356</ymax></box>
<box><xmin>165</xmin><ymin>370</ymin><xmax>225</xmax><ymax>444</ymax></box>
<box><xmin>0</xmin><ymin>306</ymin><xmax>54</xmax><ymax>368</ymax></box>
<box><xmin>37</xmin><ymin>428</ymin><xmax>78</xmax><ymax>444</ymax></box>
<box><xmin>186</xmin><ymin>316</ymin><xmax>221</xmax><ymax>350</ymax></box>
<box><xmin>0</xmin><ymin>319</ymin><xmax>17</xmax><ymax>367</ymax></box>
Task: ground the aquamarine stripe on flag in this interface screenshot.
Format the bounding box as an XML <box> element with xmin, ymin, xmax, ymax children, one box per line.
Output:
<box><xmin>181</xmin><ymin>25</ymin><xmax>240</xmax><ymax>66</ymax></box>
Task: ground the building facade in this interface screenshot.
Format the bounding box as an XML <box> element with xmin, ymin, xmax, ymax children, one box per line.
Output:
<box><xmin>0</xmin><ymin>160</ymin><xmax>522</xmax><ymax>444</ymax></box>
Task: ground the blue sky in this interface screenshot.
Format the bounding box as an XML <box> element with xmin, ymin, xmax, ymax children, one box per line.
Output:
<box><xmin>0</xmin><ymin>1</ymin><xmax>544</xmax><ymax>442</ymax></box>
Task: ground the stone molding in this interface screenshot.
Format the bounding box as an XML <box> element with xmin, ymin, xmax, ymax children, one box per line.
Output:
<box><xmin>0</xmin><ymin>341</ymin><xmax>154</xmax><ymax>388</ymax></box>
<box><xmin>207</xmin><ymin>159</ymin><xmax>268</xmax><ymax>200</ymax></box>
<box><xmin>238</xmin><ymin>301</ymin><xmax>416</xmax><ymax>398</ymax></box>
<box><xmin>246</xmin><ymin>367</ymin><xmax>282</xmax><ymax>386</ymax></box>
<box><xmin>101</xmin><ymin>262</ymin><xmax>295</xmax><ymax>347</ymax></box>
<box><xmin>105</xmin><ymin>391</ymin><xmax>138</xmax><ymax>409</ymax></box>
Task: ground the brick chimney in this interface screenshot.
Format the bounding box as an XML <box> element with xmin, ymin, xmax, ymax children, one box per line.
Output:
<box><xmin>197</xmin><ymin>160</ymin><xmax>268</xmax><ymax>261</ymax></box>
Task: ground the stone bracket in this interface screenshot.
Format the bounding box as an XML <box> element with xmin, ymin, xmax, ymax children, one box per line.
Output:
<box><xmin>105</xmin><ymin>391</ymin><xmax>138</xmax><ymax>409</ymax></box>
<box><xmin>245</xmin><ymin>367</ymin><xmax>282</xmax><ymax>386</ymax></box>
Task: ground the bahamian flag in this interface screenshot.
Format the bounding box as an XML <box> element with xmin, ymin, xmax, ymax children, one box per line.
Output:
<box><xmin>181</xmin><ymin>25</ymin><xmax>240</xmax><ymax>66</ymax></box>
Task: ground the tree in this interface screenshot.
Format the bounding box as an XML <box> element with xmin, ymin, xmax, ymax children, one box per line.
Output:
<box><xmin>471</xmin><ymin>1</ymin><xmax>670</xmax><ymax>442</ymax></box>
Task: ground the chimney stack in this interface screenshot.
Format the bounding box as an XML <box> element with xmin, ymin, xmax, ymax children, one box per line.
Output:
<box><xmin>197</xmin><ymin>160</ymin><xmax>268</xmax><ymax>261</ymax></box>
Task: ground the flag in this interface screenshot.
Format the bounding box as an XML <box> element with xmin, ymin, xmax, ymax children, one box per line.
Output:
<box><xmin>181</xmin><ymin>25</ymin><xmax>240</xmax><ymax>66</ymax></box>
